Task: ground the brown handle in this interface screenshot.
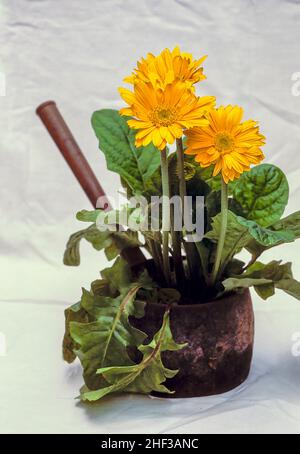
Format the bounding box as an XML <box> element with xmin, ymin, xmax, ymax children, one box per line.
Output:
<box><xmin>36</xmin><ymin>100</ymin><xmax>145</xmax><ymax>266</ymax></box>
<box><xmin>36</xmin><ymin>101</ymin><xmax>111</xmax><ymax>210</ymax></box>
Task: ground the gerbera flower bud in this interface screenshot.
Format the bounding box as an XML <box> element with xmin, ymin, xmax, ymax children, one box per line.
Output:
<box><xmin>124</xmin><ymin>46</ymin><xmax>207</xmax><ymax>91</ymax></box>
<box><xmin>185</xmin><ymin>105</ymin><xmax>266</xmax><ymax>183</ymax></box>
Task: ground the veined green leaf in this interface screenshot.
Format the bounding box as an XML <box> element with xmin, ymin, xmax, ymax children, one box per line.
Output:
<box><xmin>233</xmin><ymin>164</ymin><xmax>289</xmax><ymax>227</ymax></box>
<box><xmin>246</xmin><ymin>211</ymin><xmax>300</xmax><ymax>260</ymax></box>
<box><xmin>70</xmin><ymin>288</ymin><xmax>146</xmax><ymax>389</ymax></box>
<box><xmin>91</xmin><ymin>109</ymin><xmax>161</xmax><ymax>195</ymax></box>
<box><xmin>236</xmin><ymin>216</ymin><xmax>294</xmax><ymax>247</ymax></box>
<box><xmin>80</xmin><ymin>310</ymin><xmax>187</xmax><ymax>401</ymax></box>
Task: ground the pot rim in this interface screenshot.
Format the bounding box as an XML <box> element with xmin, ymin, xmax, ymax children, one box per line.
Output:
<box><xmin>137</xmin><ymin>288</ymin><xmax>251</xmax><ymax>311</ymax></box>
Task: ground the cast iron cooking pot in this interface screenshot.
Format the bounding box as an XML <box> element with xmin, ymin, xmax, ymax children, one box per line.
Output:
<box><xmin>132</xmin><ymin>288</ymin><xmax>254</xmax><ymax>398</ymax></box>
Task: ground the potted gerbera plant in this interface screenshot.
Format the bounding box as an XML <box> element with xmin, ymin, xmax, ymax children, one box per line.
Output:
<box><xmin>62</xmin><ymin>47</ymin><xmax>300</xmax><ymax>401</ymax></box>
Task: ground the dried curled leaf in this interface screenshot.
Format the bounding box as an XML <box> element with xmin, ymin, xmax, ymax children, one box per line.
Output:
<box><xmin>64</xmin><ymin>258</ymin><xmax>155</xmax><ymax>390</ymax></box>
<box><xmin>223</xmin><ymin>260</ymin><xmax>300</xmax><ymax>301</ymax></box>
<box><xmin>80</xmin><ymin>310</ymin><xmax>187</xmax><ymax>402</ymax></box>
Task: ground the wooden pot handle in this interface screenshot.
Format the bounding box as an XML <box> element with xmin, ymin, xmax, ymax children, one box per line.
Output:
<box><xmin>36</xmin><ymin>100</ymin><xmax>111</xmax><ymax>210</ymax></box>
<box><xmin>36</xmin><ymin>100</ymin><xmax>145</xmax><ymax>266</ymax></box>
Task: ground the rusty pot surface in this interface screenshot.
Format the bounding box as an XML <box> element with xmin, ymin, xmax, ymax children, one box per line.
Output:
<box><xmin>132</xmin><ymin>289</ymin><xmax>254</xmax><ymax>398</ymax></box>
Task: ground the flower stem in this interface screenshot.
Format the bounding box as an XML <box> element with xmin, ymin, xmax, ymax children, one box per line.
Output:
<box><xmin>211</xmin><ymin>177</ymin><xmax>229</xmax><ymax>285</ymax></box>
<box><xmin>161</xmin><ymin>148</ymin><xmax>171</xmax><ymax>286</ymax></box>
<box><xmin>176</xmin><ymin>138</ymin><xmax>187</xmax><ymax>202</ymax></box>
<box><xmin>176</xmin><ymin>137</ymin><xmax>199</xmax><ymax>283</ymax></box>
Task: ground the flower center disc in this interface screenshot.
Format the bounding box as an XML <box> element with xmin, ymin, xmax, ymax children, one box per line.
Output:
<box><xmin>215</xmin><ymin>132</ymin><xmax>235</xmax><ymax>154</ymax></box>
<box><xmin>150</xmin><ymin>107</ymin><xmax>177</xmax><ymax>126</ymax></box>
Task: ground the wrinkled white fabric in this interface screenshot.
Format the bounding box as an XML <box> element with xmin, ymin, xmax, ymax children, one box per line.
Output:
<box><xmin>0</xmin><ymin>0</ymin><xmax>300</xmax><ymax>434</ymax></box>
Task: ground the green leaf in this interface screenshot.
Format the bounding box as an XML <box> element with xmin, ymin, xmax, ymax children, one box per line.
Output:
<box><xmin>104</xmin><ymin>231</ymin><xmax>142</xmax><ymax>261</ymax></box>
<box><xmin>205</xmin><ymin>211</ymin><xmax>293</xmax><ymax>278</ymax></box>
<box><xmin>91</xmin><ymin>109</ymin><xmax>161</xmax><ymax>195</ymax></box>
<box><xmin>63</xmin><ymin>229</ymin><xmax>87</xmax><ymax>266</ymax></box>
<box><xmin>246</xmin><ymin>211</ymin><xmax>300</xmax><ymax>260</ymax></box>
<box><xmin>83</xmin><ymin>225</ymin><xmax>113</xmax><ymax>251</ymax></box>
<box><xmin>254</xmin><ymin>284</ymin><xmax>275</xmax><ymax>300</ymax></box>
<box><xmin>65</xmin><ymin>258</ymin><xmax>155</xmax><ymax>390</ymax></box>
<box><xmin>76</xmin><ymin>209</ymin><xmax>102</xmax><ymax>223</ymax></box>
<box><xmin>233</xmin><ymin>164</ymin><xmax>289</xmax><ymax>227</ymax></box>
<box><xmin>244</xmin><ymin>260</ymin><xmax>293</xmax><ymax>281</ymax></box>
<box><xmin>223</xmin><ymin>276</ymin><xmax>273</xmax><ymax>293</ymax></box>
<box><xmin>79</xmin><ymin>206</ymin><xmax>146</xmax><ymax>230</ymax></box>
<box><xmin>80</xmin><ymin>310</ymin><xmax>187</xmax><ymax>401</ymax></box>
<box><xmin>222</xmin><ymin>260</ymin><xmax>281</xmax><ymax>294</ymax></box>
<box><xmin>63</xmin><ymin>225</ymin><xmax>112</xmax><ymax>266</ymax></box>
<box><xmin>70</xmin><ymin>269</ymin><xmax>153</xmax><ymax>389</ymax></box>
<box><xmin>63</xmin><ymin>259</ymin><xmax>128</xmax><ymax>363</ymax></box>
<box><xmin>271</xmin><ymin>211</ymin><xmax>300</xmax><ymax>237</ymax></box>
<box><xmin>91</xmin><ymin>278</ymin><xmax>114</xmax><ymax>297</ymax></box>
<box><xmin>101</xmin><ymin>257</ymin><xmax>132</xmax><ymax>293</ymax></box>
<box><xmin>224</xmin><ymin>259</ymin><xmax>246</xmax><ymax>277</ymax></box>
<box><xmin>276</xmin><ymin>279</ymin><xmax>300</xmax><ymax>301</ymax></box>
<box><xmin>236</xmin><ymin>216</ymin><xmax>294</xmax><ymax>247</ymax></box>
<box><xmin>64</xmin><ymin>215</ymin><xmax>142</xmax><ymax>266</ymax></box>
<box><xmin>62</xmin><ymin>302</ymin><xmax>89</xmax><ymax>363</ymax></box>
<box><xmin>222</xmin><ymin>260</ymin><xmax>300</xmax><ymax>301</ymax></box>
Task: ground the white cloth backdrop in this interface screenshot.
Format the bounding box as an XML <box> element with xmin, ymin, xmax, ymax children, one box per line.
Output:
<box><xmin>1</xmin><ymin>0</ymin><xmax>300</xmax><ymax>434</ymax></box>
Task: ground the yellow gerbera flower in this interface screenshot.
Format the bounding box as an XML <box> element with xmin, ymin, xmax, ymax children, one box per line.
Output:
<box><xmin>119</xmin><ymin>80</ymin><xmax>215</xmax><ymax>150</ymax></box>
<box><xmin>185</xmin><ymin>105</ymin><xmax>266</xmax><ymax>183</ymax></box>
<box><xmin>124</xmin><ymin>46</ymin><xmax>207</xmax><ymax>91</ymax></box>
